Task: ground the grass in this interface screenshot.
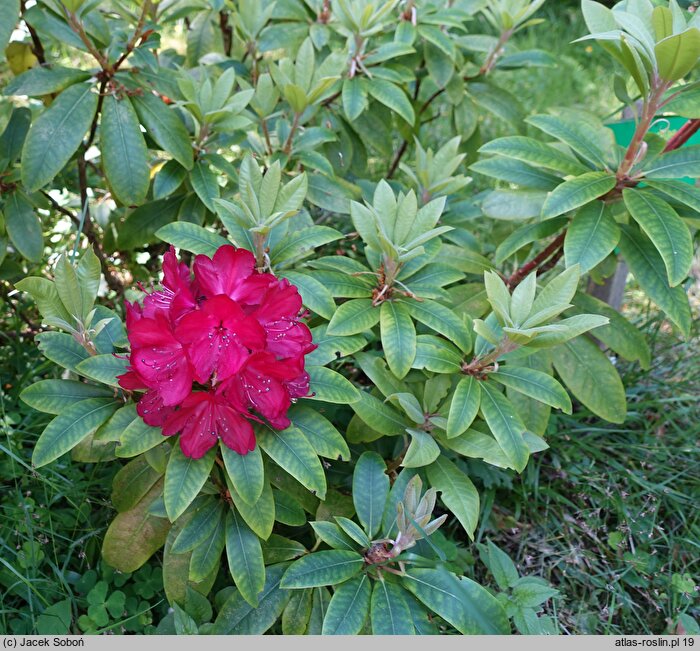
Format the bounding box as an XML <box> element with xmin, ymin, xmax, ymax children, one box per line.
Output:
<box><xmin>486</xmin><ymin>300</ymin><xmax>700</xmax><ymax>634</ymax></box>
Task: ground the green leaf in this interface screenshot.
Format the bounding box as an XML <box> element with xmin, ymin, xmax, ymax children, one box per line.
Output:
<box><xmin>469</xmin><ymin>82</ymin><xmax>524</xmax><ymax>127</ymax></box>
<box><xmin>447</xmin><ymin>376</ymin><xmax>481</xmax><ymax>438</ymax></box>
<box><xmin>402</xmin><ymin>568</ymin><xmax>509</xmax><ymax>635</ymax></box>
<box><xmin>470</xmin><ymin>157</ymin><xmax>561</xmax><ymax>190</ymax></box>
<box><xmin>190</xmin><ymin>160</ymin><xmax>220</xmax><ymax>212</ymax></box>
<box><xmin>270</xmin><ymin>226</ymin><xmax>342</xmax><ymax>266</ymax></box>
<box><xmin>322</xmin><ymin>575</ymin><xmax>372</xmax><ymax>635</ymax></box>
<box><xmin>326</xmin><ymin>299</ymin><xmax>379</xmax><ymax>336</ymax></box>
<box><xmin>403</xmin><ymin>298</ymin><xmax>471</xmax><ymax>354</ymax></box>
<box><xmin>189</xmin><ymin>512</ymin><xmax>226</xmax><ymax>582</ymax></box>
<box><xmin>118</xmin><ymin>195</ymin><xmax>184</xmax><ymax>250</ymax></box>
<box><xmin>0</xmin><ymin>107</ymin><xmax>31</xmax><ymax>169</ymax></box>
<box><xmin>426</xmin><ymin>455</ymin><xmax>479</xmax><ymax>539</ymax></box>
<box><xmin>281</xmin><ymin>550</ymin><xmax>364</xmax><ymax>589</ymax></box>
<box><xmin>289</xmin><ymin>405</ymin><xmax>350</xmax><ymax>461</ymax></box>
<box><xmin>564</xmin><ymin>201</ymin><xmax>620</xmax><ymax>272</ymax></box>
<box><xmin>279</xmin><ymin>271</ymin><xmax>336</xmax><ymax>320</ymax></box>
<box><xmin>380</xmin><ymin>301</ymin><xmax>416</xmax><ymax>379</ymax></box>
<box><xmin>102</xmin><ymin>480</ymin><xmax>171</xmax><ymax>573</ymax></box>
<box><xmin>35</xmin><ymin>332</ymin><xmax>89</xmax><ymax>371</ymax></box>
<box><xmin>371</xmin><ymin>581</ymin><xmax>414</xmax><ymax>635</ymax></box>
<box><xmin>21</xmin><ymin>82</ymin><xmax>98</xmax><ymax>192</ymax></box>
<box><xmin>527</xmin><ymin>114</ymin><xmax>609</xmax><ymax>169</ymax></box>
<box><xmin>262</xmin><ymin>534</ymin><xmax>307</xmax><ymax>564</ymax></box>
<box><xmin>367</xmin><ymin>79</ymin><xmax>415</xmax><ymax>125</ymax></box>
<box><xmin>479</xmin><ymin>136</ymin><xmax>589</xmax><ymax>175</ymax></box>
<box><xmin>100</xmin><ymin>95</ymin><xmax>149</xmax><ymax>206</ymax></box>
<box><xmin>213</xmin><ymin>563</ymin><xmax>291</xmax><ymax>634</ymax></box>
<box><xmin>0</xmin><ymin>0</ymin><xmax>18</xmax><ymax>54</ymax></box>
<box><xmin>482</xmin><ymin>189</ymin><xmax>548</xmax><ymax>221</ymax></box>
<box><xmin>403</xmin><ymin>429</ymin><xmax>441</xmax><ymax>468</ymax></box>
<box><xmin>623</xmin><ymin>189</ymin><xmax>693</xmax><ymax>287</ymax></box>
<box><xmin>132</xmin><ymin>92</ymin><xmax>193</xmax><ymax>170</ymax></box>
<box><xmin>171</xmin><ymin>500</ymin><xmax>224</xmax><ymax>553</ymax></box>
<box><xmin>491</xmin><ymin>366</ymin><xmax>572</xmax><ymax>413</ymax></box>
<box><xmin>479</xmin><ymin>382</ymin><xmax>529</xmax><ymax>472</ymax></box>
<box><xmin>494</xmin><ymin>218</ymin><xmax>568</xmax><ymax>264</ymax></box>
<box><xmin>154</xmin><ymin>160</ymin><xmax>187</xmax><ymax>199</ymax></box>
<box><xmin>115</xmin><ymin>417</ymin><xmax>164</xmax><ymax>458</ymax></box>
<box><xmin>20</xmin><ymin>379</ymin><xmax>111</xmax><ymax>414</ymax></box>
<box><xmin>618</xmin><ymin>226</ymin><xmax>691</xmax><ymax>335</ymax></box>
<box><xmin>342</xmin><ymin>77</ymin><xmax>368</xmax><ymax>121</ymax></box>
<box><xmin>542</xmin><ymin>172</ymin><xmax>617</xmax><ymax>219</ymax></box>
<box><xmin>225</xmin><ymin>509</ymin><xmax>265</xmax><ymax>607</ymax></box>
<box><xmin>655</xmin><ymin>28</ymin><xmax>700</xmax><ymax>81</ymax></box>
<box><xmin>552</xmin><ymin>335</ymin><xmax>627</xmax><ymax>424</ymax></box>
<box><xmin>229</xmin><ymin>480</ymin><xmax>275</xmax><ymax>540</ymax></box>
<box><xmin>74</xmin><ymin>354</ymin><xmax>128</xmax><ymax>388</ymax></box>
<box><xmin>350</xmin><ymin>392</ymin><xmax>408</xmax><ymax>437</ymax></box>
<box><xmin>352</xmin><ymin>451</ymin><xmax>390</xmax><ymax>539</ymax></box>
<box><xmin>33</xmin><ymin>398</ymin><xmax>118</xmax><ymax>467</ymax></box>
<box><xmin>413</xmin><ymin>335</ymin><xmax>463</xmax><ymax>373</ymax></box>
<box><xmin>257</xmin><ymin>425</ymin><xmax>327</xmax><ymax>499</ymax></box>
<box><xmin>643</xmin><ymin>144</ymin><xmax>700</xmax><ymax>179</ymax></box>
<box><xmin>221</xmin><ymin>443</ymin><xmax>264</xmax><ymax>505</ymax></box>
<box><xmin>4</xmin><ymin>191</ymin><xmax>43</xmax><ymax>262</ymax></box>
<box><xmin>5</xmin><ymin>65</ymin><xmax>91</xmax><ymax>98</ymax></box>
<box><xmin>111</xmin><ymin>456</ymin><xmax>164</xmax><ymax>513</ymax></box>
<box><xmin>571</xmin><ymin>292</ymin><xmax>651</xmax><ymax>368</ymax></box>
<box><xmin>164</xmin><ymin>447</ymin><xmax>216</xmax><ymax>521</ymax></box>
<box><xmin>307</xmin><ymin>366</ymin><xmax>360</xmax><ymax>404</ymax></box>
<box><xmin>282</xmin><ymin>588</ymin><xmax>313</xmax><ymax>635</ymax></box>
<box><xmin>156</xmin><ymin>222</ymin><xmax>229</xmax><ymax>256</ymax></box>
<box><xmin>645</xmin><ymin>178</ymin><xmax>700</xmax><ymax>213</ymax></box>
<box><xmin>273</xmin><ymin>490</ymin><xmax>306</xmax><ymax>526</ymax></box>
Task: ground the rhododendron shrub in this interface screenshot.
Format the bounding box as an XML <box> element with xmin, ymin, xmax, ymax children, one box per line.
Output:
<box><xmin>7</xmin><ymin>0</ymin><xmax>700</xmax><ymax>636</ymax></box>
<box><xmin>118</xmin><ymin>245</ymin><xmax>315</xmax><ymax>458</ymax></box>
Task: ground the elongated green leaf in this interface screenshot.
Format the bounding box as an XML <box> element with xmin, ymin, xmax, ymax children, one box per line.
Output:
<box><xmin>289</xmin><ymin>405</ymin><xmax>350</xmax><ymax>461</ymax></box>
<box><xmin>229</xmin><ymin>480</ymin><xmax>275</xmax><ymax>540</ymax></box>
<box><xmin>380</xmin><ymin>301</ymin><xmax>416</xmax><ymax>379</ymax></box>
<box><xmin>643</xmin><ymin>144</ymin><xmax>700</xmax><ymax>179</ymax></box>
<box><xmin>655</xmin><ymin>29</ymin><xmax>700</xmax><ymax>81</ymax></box>
<box><xmin>20</xmin><ymin>379</ymin><xmax>111</xmax><ymax>414</ymax></box>
<box><xmin>4</xmin><ymin>66</ymin><xmax>91</xmax><ymax>98</ymax></box>
<box><xmin>623</xmin><ymin>189</ymin><xmax>692</xmax><ymax>287</ymax></box>
<box><xmin>282</xmin><ymin>588</ymin><xmax>313</xmax><ymax>635</ymax></box>
<box><xmin>403</xmin><ymin>298</ymin><xmax>471</xmax><ymax>354</ymax></box>
<box><xmin>571</xmin><ymin>292</ymin><xmax>651</xmax><ymax>368</ymax></box>
<box><xmin>645</xmin><ymin>179</ymin><xmax>700</xmax><ymax>213</ymax></box>
<box><xmin>307</xmin><ymin>366</ymin><xmax>360</xmax><ymax>404</ymax></box>
<box><xmin>213</xmin><ymin>563</ymin><xmax>291</xmax><ymax>634</ymax></box>
<box><xmin>0</xmin><ymin>0</ymin><xmax>19</xmax><ymax>54</ymax></box>
<box><xmin>115</xmin><ymin>417</ymin><xmax>164</xmax><ymax>458</ymax></box>
<box><xmin>413</xmin><ymin>335</ymin><xmax>463</xmax><ymax>373</ymax></box>
<box><xmin>618</xmin><ymin>226</ymin><xmax>691</xmax><ymax>335</ymax></box>
<box><xmin>75</xmin><ymin>354</ymin><xmax>128</xmax><ymax>387</ymax></box>
<box><xmin>111</xmin><ymin>456</ymin><xmax>164</xmax><ymax>513</ymax></box>
<box><xmin>257</xmin><ymin>426</ymin><xmax>326</xmax><ymax>499</ymax></box>
<box><xmin>371</xmin><ymin>581</ymin><xmax>414</xmax><ymax>635</ymax></box>
<box><xmin>367</xmin><ymin>79</ymin><xmax>415</xmax><ymax>125</ymax></box>
<box><xmin>479</xmin><ymin>136</ymin><xmax>589</xmax><ymax>175</ymax></box>
<box><xmin>491</xmin><ymin>366</ymin><xmax>571</xmax><ymax>413</ymax></box>
<box><xmin>164</xmin><ymin>447</ymin><xmax>216</xmax><ymax>521</ymax></box>
<box><xmin>311</xmin><ymin>521</ymin><xmax>357</xmax><ymax>551</ymax></box>
<box><xmin>21</xmin><ymin>83</ymin><xmax>98</xmax><ymax>192</ymax></box>
<box><xmin>281</xmin><ymin>550</ymin><xmax>364</xmax><ymax>588</ymax></box>
<box><xmin>190</xmin><ymin>160</ymin><xmax>220</xmax><ymax>212</ymax></box>
<box><xmin>33</xmin><ymin>398</ymin><xmax>118</xmax><ymax>467</ymax></box>
<box><xmin>172</xmin><ymin>500</ymin><xmax>224</xmax><ymax>554</ymax></box>
<box><xmin>564</xmin><ymin>201</ymin><xmax>620</xmax><ymax>272</ymax></box>
<box><xmin>353</xmin><ymin>451</ymin><xmax>390</xmax><ymax>539</ymax></box>
<box><xmin>479</xmin><ymin>382</ymin><xmax>529</xmax><ymax>472</ymax></box>
<box><xmin>403</xmin><ymin>429</ymin><xmax>440</xmax><ymax>468</ymax></box>
<box><xmin>189</xmin><ymin>514</ymin><xmax>226</xmax><ymax>582</ymax></box>
<box><xmin>0</xmin><ymin>106</ymin><xmax>31</xmax><ymax>169</ymax></box>
<box><xmin>494</xmin><ymin>218</ymin><xmax>568</xmax><ymax>264</ymax></box>
<box><xmin>326</xmin><ymin>299</ymin><xmax>379</xmax><ymax>336</ymax></box>
<box><xmin>226</xmin><ymin>509</ymin><xmax>265</xmax><ymax>607</ymax></box>
<box><xmin>426</xmin><ymin>455</ymin><xmax>479</xmax><ymax>539</ymax></box>
<box><xmin>351</xmin><ymin>392</ymin><xmax>408</xmax><ymax>437</ymax></box>
<box><xmin>482</xmin><ymin>189</ymin><xmax>548</xmax><ymax>220</ymax></box>
<box><xmin>542</xmin><ymin>172</ymin><xmax>616</xmax><ymax>219</ymax></box>
<box><xmin>322</xmin><ymin>575</ymin><xmax>371</xmax><ymax>635</ymax></box>
<box><xmin>132</xmin><ymin>92</ymin><xmax>193</xmax><ymax>169</ymax></box>
<box><xmin>4</xmin><ymin>191</ymin><xmax>43</xmax><ymax>262</ymax></box>
<box><xmin>279</xmin><ymin>271</ymin><xmax>336</xmax><ymax>320</ymax></box>
<box><xmin>552</xmin><ymin>335</ymin><xmax>627</xmax><ymax>424</ymax></box>
<box><xmin>35</xmin><ymin>332</ymin><xmax>89</xmax><ymax>371</ymax></box>
<box><xmin>403</xmin><ymin>568</ymin><xmax>509</xmax><ymax>634</ymax></box>
<box><xmin>156</xmin><ymin>222</ymin><xmax>229</xmax><ymax>256</ymax></box>
<box><xmin>470</xmin><ymin>157</ymin><xmax>561</xmax><ymax>190</ymax></box>
<box><xmin>118</xmin><ymin>195</ymin><xmax>185</xmax><ymax>250</ymax></box>
<box><xmin>342</xmin><ymin>77</ymin><xmax>368</xmax><ymax>121</ymax></box>
<box><xmin>270</xmin><ymin>225</ymin><xmax>342</xmax><ymax>266</ymax></box>
<box><xmin>101</xmin><ymin>95</ymin><xmax>149</xmax><ymax>206</ymax></box>
<box><xmin>527</xmin><ymin>114</ymin><xmax>609</xmax><ymax>169</ymax></box>
<box><xmin>447</xmin><ymin>376</ymin><xmax>481</xmax><ymax>438</ymax></box>
<box><xmin>221</xmin><ymin>443</ymin><xmax>264</xmax><ymax>505</ymax></box>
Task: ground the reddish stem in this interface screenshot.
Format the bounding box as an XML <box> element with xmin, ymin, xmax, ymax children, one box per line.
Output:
<box><xmin>506</xmin><ymin>232</ymin><xmax>566</xmax><ymax>290</ymax></box>
<box><xmin>663</xmin><ymin>118</ymin><xmax>700</xmax><ymax>152</ymax></box>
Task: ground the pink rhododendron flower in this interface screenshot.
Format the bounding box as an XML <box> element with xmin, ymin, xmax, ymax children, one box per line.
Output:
<box><xmin>118</xmin><ymin>245</ymin><xmax>315</xmax><ymax>459</ymax></box>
